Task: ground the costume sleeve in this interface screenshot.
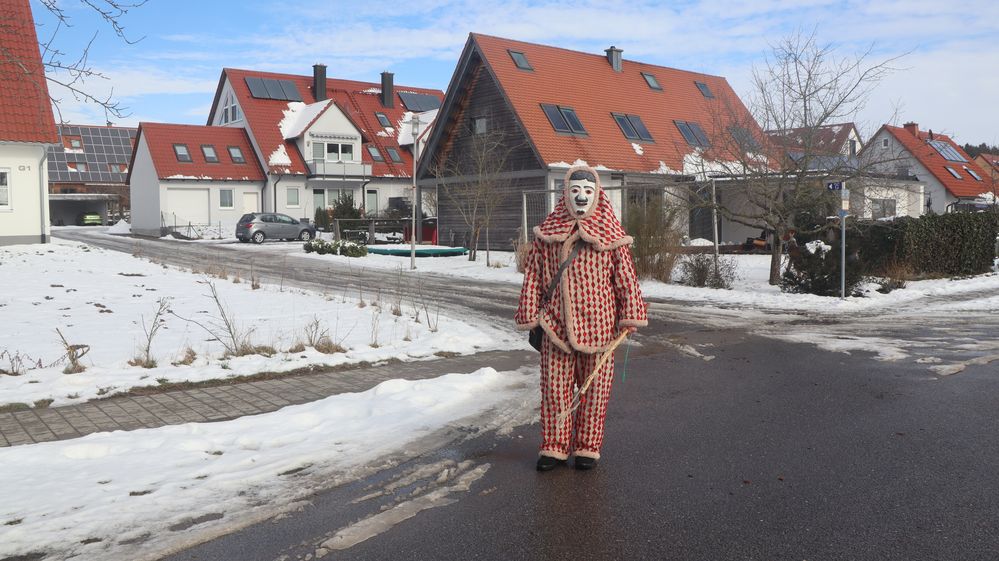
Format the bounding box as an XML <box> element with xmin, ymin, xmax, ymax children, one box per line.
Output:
<box><xmin>612</xmin><ymin>245</ymin><xmax>648</xmax><ymax>328</ymax></box>
<box><xmin>514</xmin><ymin>239</ymin><xmax>543</xmax><ymax>330</ymax></box>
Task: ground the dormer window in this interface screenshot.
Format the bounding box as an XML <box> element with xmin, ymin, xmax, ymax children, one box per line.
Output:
<box><xmin>227</xmin><ymin>146</ymin><xmax>245</xmax><ymax>163</ymax></box>
<box><xmin>613</xmin><ymin>113</ymin><xmax>653</xmax><ymax>142</ymax></box>
<box><xmin>367</xmin><ymin>145</ymin><xmax>384</xmax><ymax>162</ymax></box>
<box><xmin>641</xmin><ymin>72</ymin><xmax>662</xmax><ymax>91</ymax></box>
<box><xmin>202</xmin><ymin>145</ymin><xmax>219</xmax><ymax>163</ymax></box>
<box><xmin>509</xmin><ymin>50</ymin><xmax>533</xmax><ymax>71</ymax></box>
<box><xmin>541</xmin><ymin>104</ymin><xmax>586</xmax><ymax>134</ymax></box>
<box><xmin>695</xmin><ymin>81</ymin><xmax>714</xmax><ymax>98</ymax></box>
<box><xmin>173</xmin><ymin>144</ymin><xmax>192</xmax><ymax>162</ymax></box>
<box><xmin>375</xmin><ymin>112</ymin><xmax>392</xmax><ymax>128</ymax></box>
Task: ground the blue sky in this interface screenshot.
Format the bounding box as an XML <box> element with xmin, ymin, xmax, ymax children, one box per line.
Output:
<box><xmin>37</xmin><ymin>0</ymin><xmax>999</xmax><ymax>145</ymax></box>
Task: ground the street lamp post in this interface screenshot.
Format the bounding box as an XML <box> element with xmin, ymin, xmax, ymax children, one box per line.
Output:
<box><xmin>410</xmin><ymin>114</ymin><xmax>420</xmax><ymax>270</ymax></box>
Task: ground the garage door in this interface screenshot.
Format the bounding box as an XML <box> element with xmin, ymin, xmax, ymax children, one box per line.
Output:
<box><xmin>166</xmin><ymin>189</ymin><xmax>210</xmax><ymax>225</ymax></box>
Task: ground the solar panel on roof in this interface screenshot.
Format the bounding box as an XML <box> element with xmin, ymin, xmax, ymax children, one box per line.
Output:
<box><xmin>398</xmin><ymin>92</ymin><xmax>440</xmax><ymax>112</ymax></box>
<box><xmin>246</xmin><ymin>77</ymin><xmax>268</xmax><ymax>99</ymax></box>
<box><xmin>263</xmin><ymin>79</ymin><xmax>285</xmax><ymax>100</ymax></box>
<box><xmin>278</xmin><ymin>80</ymin><xmax>302</xmax><ymax>101</ymax></box>
<box><xmin>928</xmin><ymin>139</ymin><xmax>967</xmax><ymax>162</ymax></box>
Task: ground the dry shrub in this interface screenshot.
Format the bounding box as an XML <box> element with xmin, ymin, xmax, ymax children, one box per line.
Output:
<box><xmin>624</xmin><ymin>201</ymin><xmax>683</xmax><ymax>282</ymax></box>
<box><xmin>287</xmin><ymin>342</ymin><xmax>306</xmax><ymax>354</ymax></box>
<box><xmin>874</xmin><ymin>258</ymin><xmax>913</xmax><ymax>294</ymax></box>
<box><xmin>678</xmin><ymin>253</ymin><xmax>738</xmax><ymax>289</ymax></box>
<box><xmin>56</xmin><ymin>328</ymin><xmax>89</xmax><ymax>374</ymax></box>
<box><xmin>513</xmin><ymin>238</ymin><xmax>532</xmax><ymax>273</ymax></box>
<box><xmin>314</xmin><ymin>337</ymin><xmax>346</xmax><ymax>354</ymax></box>
<box><xmin>172</xmin><ymin>347</ymin><xmax>197</xmax><ymax>366</ymax></box>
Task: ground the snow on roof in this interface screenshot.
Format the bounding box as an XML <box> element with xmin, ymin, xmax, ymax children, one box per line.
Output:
<box><xmin>268</xmin><ymin>144</ymin><xmax>292</xmax><ymax>167</ymax></box>
<box><xmin>632</xmin><ymin>143</ymin><xmax>644</xmax><ymax>156</ymax></box>
<box><xmin>278</xmin><ymin>100</ymin><xmax>332</xmax><ymax>139</ymax></box>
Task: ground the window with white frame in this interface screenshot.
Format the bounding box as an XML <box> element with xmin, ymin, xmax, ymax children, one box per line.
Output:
<box><xmin>220</xmin><ymin>189</ymin><xmax>234</xmax><ymax>209</ymax></box>
<box><xmin>220</xmin><ymin>92</ymin><xmax>240</xmax><ymax>124</ymax></box>
<box><xmin>0</xmin><ymin>169</ymin><xmax>9</xmax><ymax>209</ymax></box>
<box><xmin>287</xmin><ymin>187</ymin><xmax>300</xmax><ymax>207</ymax></box>
<box><xmin>312</xmin><ymin>141</ymin><xmax>355</xmax><ymax>162</ymax></box>
<box><xmin>871</xmin><ymin>198</ymin><xmax>896</xmax><ymax>220</ymax></box>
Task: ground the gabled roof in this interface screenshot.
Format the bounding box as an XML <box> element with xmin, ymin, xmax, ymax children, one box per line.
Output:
<box><xmin>134</xmin><ymin>123</ymin><xmax>264</xmax><ymax>182</ymax></box>
<box><xmin>0</xmin><ymin>0</ymin><xmax>58</xmax><ymax>144</ymax></box>
<box><xmin>48</xmin><ymin>124</ymin><xmax>136</xmax><ymax>185</ymax></box>
<box><xmin>435</xmin><ymin>33</ymin><xmax>765</xmax><ymax>174</ymax></box>
<box><xmin>767</xmin><ymin>122</ymin><xmax>859</xmax><ymax>156</ymax></box>
<box><xmin>210</xmin><ymin>68</ymin><xmax>442</xmax><ymax>177</ymax></box>
<box><xmin>975</xmin><ymin>152</ymin><xmax>999</xmax><ymax>175</ymax></box>
<box><xmin>879</xmin><ymin>124</ymin><xmax>990</xmax><ymax>198</ymax></box>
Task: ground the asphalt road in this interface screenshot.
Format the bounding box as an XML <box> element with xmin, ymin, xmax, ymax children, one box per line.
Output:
<box><xmin>53</xmin><ymin>229</ymin><xmax>999</xmax><ymax>560</ymax></box>
<box><xmin>160</xmin><ymin>319</ymin><xmax>999</xmax><ymax>561</ymax></box>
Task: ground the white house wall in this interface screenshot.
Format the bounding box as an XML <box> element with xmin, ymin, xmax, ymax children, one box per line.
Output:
<box><xmin>158</xmin><ymin>180</ymin><xmax>264</xmax><ymax>234</ymax></box>
<box><xmin>212</xmin><ymin>80</ymin><xmax>245</xmax><ymax>128</ymax></box>
<box><xmin>296</xmin><ymin>103</ymin><xmax>364</xmax><ymax>169</ymax></box>
<box><xmin>129</xmin><ymin>134</ymin><xmax>164</xmax><ymax>237</ymax></box>
<box><xmin>0</xmin><ymin>142</ymin><xmax>50</xmax><ymax>246</ymax></box>
<box><xmin>865</xmin><ymin>130</ymin><xmax>952</xmax><ymax>213</ymax></box>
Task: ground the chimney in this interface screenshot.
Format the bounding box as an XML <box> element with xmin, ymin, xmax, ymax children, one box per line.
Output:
<box><xmin>380</xmin><ymin>71</ymin><xmax>394</xmax><ymax>108</ymax></box>
<box><xmin>313</xmin><ymin>64</ymin><xmax>327</xmax><ymax>102</ymax></box>
<box><xmin>605</xmin><ymin>46</ymin><xmax>623</xmax><ymax>72</ymax></box>
<box><xmin>903</xmin><ymin>122</ymin><xmax>919</xmax><ymax>137</ymax></box>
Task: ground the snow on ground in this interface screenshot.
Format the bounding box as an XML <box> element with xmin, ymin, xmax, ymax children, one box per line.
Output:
<box><xmin>0</xmin><ymin>367</ymin><xmax>539</xmax><ymax>561</ymax></box>
<box><xmin>0</xmin><ymin>241</ymin><xmax>522</xmax><ymax>408</ymax></box>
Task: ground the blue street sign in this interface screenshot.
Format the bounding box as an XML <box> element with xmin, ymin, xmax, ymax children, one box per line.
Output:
<box><xmin>827</xmin><ymin>181</ymin><xmax>843</xmax><ymax>191</ymax></box>
<box><xmin>838</xmin><ymin>209</ymin><xmax>848</xmax><ymax>218</ymax></box>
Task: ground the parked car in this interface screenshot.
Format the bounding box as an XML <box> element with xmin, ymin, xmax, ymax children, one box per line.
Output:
<box><xmin>76</xmin><ymin>212</ymin><xmax>102</xmax><ymax>226</ymax></box>
<box><xmin>236</xmin><ymin>213</ymin><xmax>316</xmax><ymax>244</ymax></box>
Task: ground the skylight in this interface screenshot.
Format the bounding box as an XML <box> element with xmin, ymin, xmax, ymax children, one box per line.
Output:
<box><xmin>541</xmin><ymin>104</ymin><xmax>586</xmax><ymax>134</ymax></box>
<box><xmin>228</xmin><ymin>146</ymin><xmax>245</xmax><ymax>163</ymax></box>
<box><xmin>964</xmin><ymin>166</ymin><xmax>982</xmax><ymax>181</ymax></box>
<box><xmin>613</xmin><ymin>114</ymin><xmax>653</xmax><ymax>142</ymax></box>
<box><xmin>202</xmin><ymin>145</ymin><xmax>218</xmax><ymax>163</ymax></box>
<box><xmin>695</xmin><ymin>81</ymin><xmax>714</xmax><ymax>98</ymax></box>
<box><xmin>928</xmin><ymin>139</ymin><xmax>967</xmax><ymax>162</ymax></box>
<box><xmin>367</xmin><ymin>145</ymin><xmax>384</xmax><ymax>162</ymax></box>
<box><xmin>641</xmin><ymin>72</ymin><xmax>662</xmax><ymax>91</ymax></box>
<box><xmin>730</xmin><ymin>126</ymin><xmax>760</xmax><ymax>151</ymax></box>
<box><xmin>375</xmin><ymin>112</ymin><xmax>392</xmax><ymax>127</ymax></box>
<box><xmin>173</xmin><ymin>144</ymin><xmax>192</xmax><ymax>162</ymax></box>
<box><xmin>944</xmin><ymin>166</ymin><xmax>963</xmax><ymax>179</ymax></box>
<box><xmin>509</xmin><ymin>50</ymin><xmax>533</xmax><ymax>71</ymax></box>
<box><xmin>386</xmin><ymin>147</ymin><xmax>403</xmax><ymax>163</ymax></box>
<box><xmin>675</xmin><ymin>120</ymin><xmax>710</xmax><ymax>147</ymax></box>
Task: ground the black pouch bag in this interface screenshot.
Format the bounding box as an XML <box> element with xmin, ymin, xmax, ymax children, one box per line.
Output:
<box><xmin>529</xmin><ymin>241</ymin><xmax>582</xmax><ymax>352</ymax></box>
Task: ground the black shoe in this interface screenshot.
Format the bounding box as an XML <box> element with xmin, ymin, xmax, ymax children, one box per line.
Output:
<box><xmin>574</xmin><ymin>456</ymin><xmax>597</xmax><ymax>471</ymax></box>
<box><xmin>536</xmin><ymin>456</ymin><xmax>565</xmax><ymax>472</ymax></box>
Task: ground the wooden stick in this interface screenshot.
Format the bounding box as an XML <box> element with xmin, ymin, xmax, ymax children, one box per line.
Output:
<box><xmin>558</xmin><ymin>330</ymin><xmax>630</xmax><ymax>422</ymax></box>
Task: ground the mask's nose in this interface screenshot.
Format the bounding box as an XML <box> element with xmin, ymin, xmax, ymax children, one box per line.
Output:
<box><xmin>574</xmin><ymin>195</ymin><xmax>589</xmax><ymax>205</ymax></box>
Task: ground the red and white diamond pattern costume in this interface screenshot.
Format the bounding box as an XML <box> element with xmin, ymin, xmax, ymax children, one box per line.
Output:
<box><xmin>515</xmin><ymin>165</ymin><xmax>648</xmax><ymax>460</ymax></box>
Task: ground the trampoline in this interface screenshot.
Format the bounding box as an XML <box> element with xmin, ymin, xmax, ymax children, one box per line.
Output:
<box><xmin>366</xmin><ymin>246</ymin><xmax>469</xmax><ymax>257</ymax></box>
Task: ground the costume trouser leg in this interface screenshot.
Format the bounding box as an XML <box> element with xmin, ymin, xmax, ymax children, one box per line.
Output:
<box><xmin>539</xmin><ymin>336</ymin><xmax>616</xmax><ymax>460</ymax></box>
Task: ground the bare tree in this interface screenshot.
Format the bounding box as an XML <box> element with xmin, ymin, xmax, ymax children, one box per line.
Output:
<box><xmin>432</xmin><ymin>122</ymin><xmax>517</xmax><ymax>263</ymax></box>
<box><xmin>696</xmin><ymin>29</ymin><xmax>906</xmax><ymax>284</ymax></box>
<box><xmin>1</xmin><ymin>0</ymin><xmax>146</xmax><ymax>124</ymax></box>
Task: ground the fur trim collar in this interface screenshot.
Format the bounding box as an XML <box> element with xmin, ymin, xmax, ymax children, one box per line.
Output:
<box><xmin>533</xmin><ymin>164</ymin><xmax>633</xmax><ymax>251</ymax></box>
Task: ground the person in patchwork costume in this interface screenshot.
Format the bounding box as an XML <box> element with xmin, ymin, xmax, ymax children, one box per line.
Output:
<box><xmin>515</xmin><ymin>164</ymin><xmax>648</xmax><ymax>471</ymax></box>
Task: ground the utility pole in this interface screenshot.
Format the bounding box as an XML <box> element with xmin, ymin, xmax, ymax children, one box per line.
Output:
<box><xmin>410</xmin><ymin>114</ymin><xmax>420</xmax><ymax>270</ymax></box>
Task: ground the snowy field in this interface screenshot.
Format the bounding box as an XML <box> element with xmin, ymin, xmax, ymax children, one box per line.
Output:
<box><xmin>0</xmin><ymin>241</ymin><xmax>523</xmax><ymax>409</ymax></box>
<box><xmin>0</xmin><ymin>367</ymin><xmax>539</xmax><ymax>561</ymax></box>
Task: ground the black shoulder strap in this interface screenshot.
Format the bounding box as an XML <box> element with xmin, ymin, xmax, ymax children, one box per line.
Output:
<box><xmin>541</xmin><ymin>241</ymin><xmax>582</xmax><ymax>305</ymax></box>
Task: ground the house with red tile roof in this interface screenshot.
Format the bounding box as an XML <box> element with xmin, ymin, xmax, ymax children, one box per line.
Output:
<box><xmin>417</xmin><ymin>33</ymin><xmax>769</xmax><ymax>248</ymax></box>
<box><xmin>973</xmin><ymin>152</ymin><xmax>999</xmax><ymax>188</ymax></box>
<box><xmin>204</xmin><ymin>65</ymin><xmax>441</xmax><ymax>223</ymax></box>
<box><xmin>766</xmin><ymin>122</ymin><xmax>863</xmax><ymax>170</ymax></box>
<box><xmin>127</xmin><ymin>123</ymin><xmax>266</xmax><ymax>236</ymax></box>
<box><xmin>0</xmin><ymin>0</ymin><xmax>59</xmax><ymax>245</ymax></box>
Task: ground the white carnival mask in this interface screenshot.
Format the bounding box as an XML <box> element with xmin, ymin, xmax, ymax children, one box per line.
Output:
<box><xmin>568</xmin><ymin>179</ymin><xmax>596</xmax><ymax>217</ymax></box>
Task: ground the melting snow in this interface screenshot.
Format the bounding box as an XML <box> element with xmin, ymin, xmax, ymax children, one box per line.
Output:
<box><xmin>268</xmin><ymin>144</ymin><xmax>292</xmax><ymax>167</ymax></box>
<box><xmin>632</xmin><ymin>143</ymin><xmax>644</xmax><ymax>156</ymax></box>
<box><xmin>278</xmin><ymin>100</ymin><xmax>332</xmax><ymax>139</ymax></box>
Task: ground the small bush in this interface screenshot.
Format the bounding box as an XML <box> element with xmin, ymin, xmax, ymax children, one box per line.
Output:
<box><xmin>287</xmin><ymin>342</ymin><xmax>306</xmax><ymax>353</ymax></box>
<box><xmin>871</xmin><ymin>259</ymin><xmax>912</xmax><ymax>294</ymax></box>
<box><xmin>781</xmin><ymin>238</ymin><xmax>863</xmax><ymax>296</ymax></box>
<box><xmin>624</xmin><ymin>201</ymin><xmax>683</xmax><ymax>282</ymax></box>
<box><xmin>303</xmin><ymin>239</ymin><xmax>368</xmax><ymax>258</ymax></box>
<box><xmin>314</xmin><ymin>337</ymin><xmax>346</xmax><ymax>354</ymax></box>
<box><xmin>677</xmin><ymin>253</ymin><xmax>738</xmax><ymax>289</ymax></box>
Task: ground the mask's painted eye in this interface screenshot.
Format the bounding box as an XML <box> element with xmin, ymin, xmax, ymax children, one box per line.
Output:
<box><xmin>585</xmin><ymin>189</ymin><xmax>593</xmax><ymax>196</ymax></box>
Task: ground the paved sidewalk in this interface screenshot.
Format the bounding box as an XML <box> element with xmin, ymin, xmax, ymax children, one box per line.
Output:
<box><xmin>0</xmin><ymin>350</ymin><xmax>534</xmax><ymax>448</ymax></box>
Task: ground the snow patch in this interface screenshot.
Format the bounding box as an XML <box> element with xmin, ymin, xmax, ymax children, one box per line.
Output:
<box><xmin>278</xmin><ymin>100</ymin><xmax>332</xmax><ymax>139</ymax></box>
<box><xmin>805</xmin><ymin>240</ymin><xmax>832</xmax><ymax>254</ymax></box>
<box><xmin>106</xmin><ymin>220</ymin><xmax>131</xmax><ymax>235</ymax></box>
<box><xmin>631</xmin><ymin>143</ymin><xmax>644</xmax><ymax>156</ymax></box>
<box><xmin>268</xmin><ymin>144</ymin><xmax>292</xmax><ymax>167</ymax></box>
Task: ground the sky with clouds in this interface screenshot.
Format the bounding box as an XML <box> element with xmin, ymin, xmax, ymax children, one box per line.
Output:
<box><xmin>37</xmin><ymin>0</ymin><xmax>999</xmax><ymax>145</ymax></box>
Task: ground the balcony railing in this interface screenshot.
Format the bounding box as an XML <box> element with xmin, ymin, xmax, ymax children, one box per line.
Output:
<box><xmin>307</xmin><ymin>159</ymin><xmax>371</xmax><ymax>178</ymax></box>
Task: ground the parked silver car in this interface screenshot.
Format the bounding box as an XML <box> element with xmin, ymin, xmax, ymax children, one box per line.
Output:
<box><xmin>236</xmin><ymin>213</ymin><xmax>316</xmax><ymax>244</ymax></box>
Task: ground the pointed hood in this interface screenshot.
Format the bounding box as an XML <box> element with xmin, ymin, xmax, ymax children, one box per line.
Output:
<box><xmin>533</xmin><ymin>164</ymin><xmax>633</xmax><ymax>251</ymax></box>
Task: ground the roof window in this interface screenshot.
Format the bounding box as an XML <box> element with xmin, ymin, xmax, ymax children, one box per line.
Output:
<box><xmin>62</xmin><ymin>135</ymin><xmax>84</xmax><ymax>150</ymax></box>
<box><xmin>641</xmin><ymin>72</ymin><xmax>662</xmax><ymax>91</ymax></box>
<box><xmin>202</xmin><ymin>145</ymin><xmax>219</xmax><ymax>163</ymax></box>
<box><xmin>695</xmin><ymin>81</ymin><xmax>714</xmax><ymax>98</ymax></box>
<box><xmin>541</xmin><ymin>104</ymin><xmax>586</xmax><ymax>134</ymax></box>
<box><xmin>227</xmin><ymin>146</ymin><xmax>245</xmax><ymax>164</ymax></box>
<box><xmin>675</xmin><ymin>120</ymin><xmax>710</xmax><ymax>147</ymax></box>
<box><xmin>375</xmin><ymin>112</ymin><xmax>392</xmax><ymax>128</ymax></box>
<box><xmin>944</xmin><ymin>166</ymin><xmax>963</xmax><ymax>179</ymax></box>
<box><xmin>613</xmin><ymin>113</ymin><xmax>653</xmax><ymax>142</ymax></box>
<box><xmin>367</xmin><ymin>145</ymin><xmax>384</xmax><ymax>162</ymax></box>
<box><xmin>963</xmin><ymin>166</ymin><xmax>982</xmax><ymax>181</ymax></box>
<box><xmin>730</xmin><ymin>126</ymin><xmax>760</xmax><ymax>151</ymax></box>
<box><xmin>386</xmin><ymin>146</ymin><xmax>403</xmax><ymax>163</ymax></box>
<box><xmin>173</xmin><ymin>144</ymin><xmax>192</xmax><ymax>162</ymax></box>
<box><xmin>509</xmin><ymin>50</ymin><xmax>533</xmax><ymax>71</ymax></box>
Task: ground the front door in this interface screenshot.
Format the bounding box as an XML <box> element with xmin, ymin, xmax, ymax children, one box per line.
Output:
<box><xmin>365</xmin><ymin>189</ymin><xmax>378</xmax><ymax>217</ymax></box>
<box><xmin>243</xmin><ymin>192</ymin><xmax>259</xmax><ymax>213</ymax></box>
<box><xmin>313</xmin><ymin>189</ymin><xmax>325</xmax><ymax>212</ymax></box>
